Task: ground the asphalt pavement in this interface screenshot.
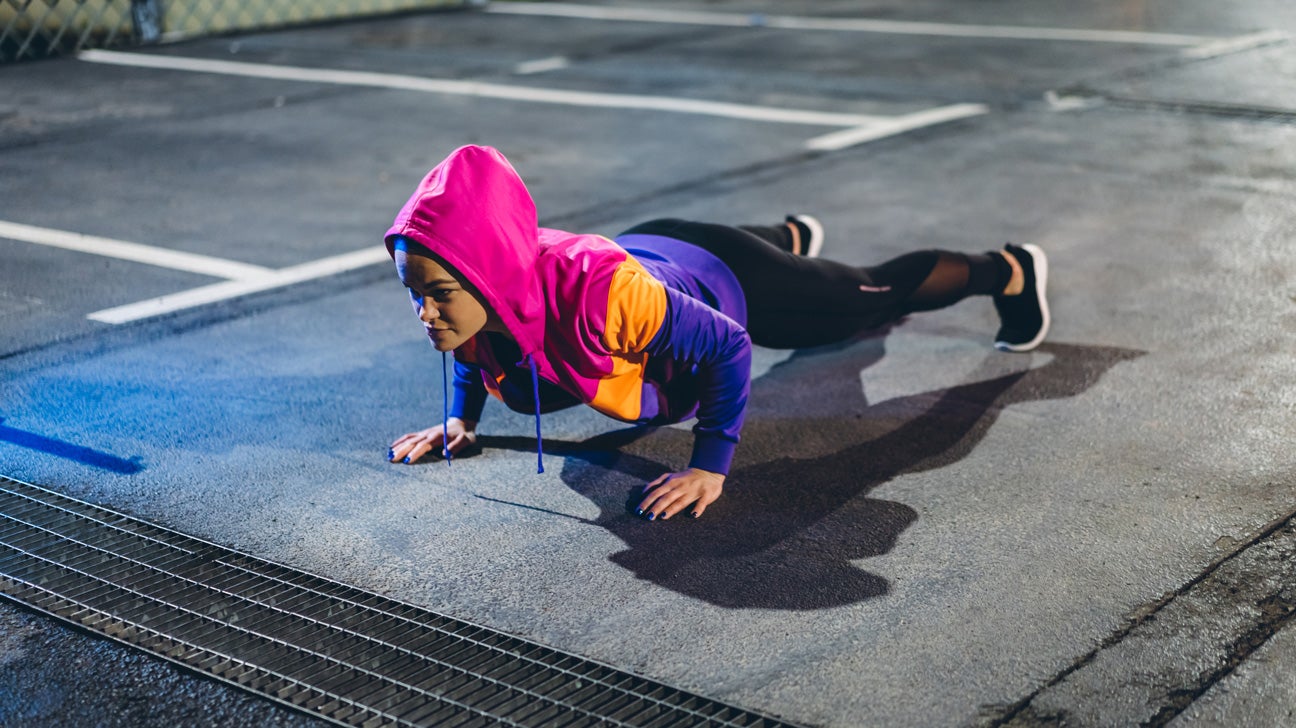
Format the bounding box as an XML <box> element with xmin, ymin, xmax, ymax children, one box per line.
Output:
<box><xmin>1</xmin><ymin>1</ymin><xmax>1295</xmax><ymax>726</ymax></box>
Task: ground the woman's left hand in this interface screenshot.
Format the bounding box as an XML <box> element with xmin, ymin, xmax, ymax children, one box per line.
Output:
<box><xmin>637</xmin><ymin>468</ymin><xmax>724</xmax><ymax>521</ymax></box>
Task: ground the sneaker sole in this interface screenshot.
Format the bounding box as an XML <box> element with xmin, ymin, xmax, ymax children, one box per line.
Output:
<box><xmin>792</xmin><ymin>214</ymin><xmax>825</xmax><ymax>258</ymax></box>
<box><xmin>994</xmin><ymin>243</ymin><xmax>1050</xmax><ymax>352</ymax></box>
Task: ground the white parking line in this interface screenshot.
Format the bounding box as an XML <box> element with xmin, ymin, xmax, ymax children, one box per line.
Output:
<box><xmin>514</xmin><ymin>55</ymin><xmax>571</xmax><ymax>75</ymax></box>
<box><xmin>487</xmin><ymin>2</ymin><xmax>1222</xmax><ymax>47</ymax></box>
<box><xmin>0</xmin><ymin>219</ymin><xmax>390</xmax><ymax>324</ymax></box>
<box><xmin>77</xmin><ymin>49</ymin><xmax>986</xmax><ymax>150</ymax></box>
<box><xmin>1180</xmin><ymin>29</ymin><xmax>1290</xmax><ymax>60</ymax></box>
<box><xmin>0</xmin><ymin>220</ymin><xmax>274</xmax><ymax>281</ymax></box>
<box><xmin>806</xmin><ymin>104</ymin><xmax>988</xmax><ymax>151</ymax></box>
<box><xmin>80</xmin><ymin>50</ymin><xmax>886</xmax><ymax>128</ymax></box>
<box><xmin>87</xmin><ymin>247</ymin><xmax>390</xmax><ymax>324</ymax></box>
<box><xmin>1043</xmin><ymin>91</ymin><xmax>1102</xmax><ymax>112</ymax></box>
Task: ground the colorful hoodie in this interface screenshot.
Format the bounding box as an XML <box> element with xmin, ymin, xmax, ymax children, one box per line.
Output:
<box><xmin>385</xmin><ymin>145</ymin><xmax>751</xmax><ymax>474</ymax></box>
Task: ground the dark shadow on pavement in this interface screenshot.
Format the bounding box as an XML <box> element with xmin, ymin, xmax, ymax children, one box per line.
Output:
<box><xmin>480</xmin><ymin>338</ymin><xmax>1143</xmax><ymax>610</ymax></box>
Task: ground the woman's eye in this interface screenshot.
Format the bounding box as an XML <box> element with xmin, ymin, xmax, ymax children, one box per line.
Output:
<box><xmin>408</xmin><ymin>287</ymin><xmax>452</xmax><ymax>301</ymax></box>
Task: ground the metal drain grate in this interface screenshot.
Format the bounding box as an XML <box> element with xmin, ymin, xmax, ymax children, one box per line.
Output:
<box><xmin>0</xmin><ymin>475</ymin><xmax>798</xmax><ymax>727</ymax></box>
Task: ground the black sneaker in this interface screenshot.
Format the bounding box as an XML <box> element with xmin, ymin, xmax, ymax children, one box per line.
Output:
<box><xmin>785</xmin><ymin>214</ymin><xmax>825</xmax><ymax>258</ymax></box>
<box><xmin>993</xmin><ymin>243</ymin><xmax>1049</xmax><ymax>352</ymax></box>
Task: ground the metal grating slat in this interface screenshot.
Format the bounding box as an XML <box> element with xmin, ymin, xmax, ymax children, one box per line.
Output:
<box><xmin>0</xmin><ymin>476</ymin><xmax>801</xmax><ymax>727</ymax></box>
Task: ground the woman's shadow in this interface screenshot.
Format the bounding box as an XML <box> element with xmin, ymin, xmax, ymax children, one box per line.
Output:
<box><xmin>479</xmin><ymin>334</ymin><xmax>1142</xmax><ymax>610</ymax></box>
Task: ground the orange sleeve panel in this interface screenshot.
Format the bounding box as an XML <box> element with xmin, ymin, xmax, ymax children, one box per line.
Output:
<box><xmin>586</xmin><ymin>258</ymin><xmax>668</xmax><ymax>421</ymax></box>
<box><xmin>603</xmin><ymin>257</ymin><xmax>668</xmax><ymax>354</ymax></box>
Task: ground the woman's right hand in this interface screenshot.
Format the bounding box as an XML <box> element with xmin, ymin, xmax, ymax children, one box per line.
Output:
<box><xmin>389</xmin><ymin>417</ymin><xmax>478</xmax><ymax>463</ymax></box>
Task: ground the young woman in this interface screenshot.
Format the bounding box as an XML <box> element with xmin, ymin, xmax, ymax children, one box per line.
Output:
<box><xmin>385</xmin><ymin>145</ymin><xmax>1048</xmax><ymax>522</ymax></box>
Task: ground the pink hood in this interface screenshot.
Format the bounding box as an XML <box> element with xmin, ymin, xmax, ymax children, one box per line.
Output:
<box><xmin>385</xmin><ymin>145</ymin><xmax>639</xmax><ymax>405</ymax></box>
<box><xmin>385</xmin><ymin>145</ymin><xmax>548</xmax><ymax>359</ymax></box>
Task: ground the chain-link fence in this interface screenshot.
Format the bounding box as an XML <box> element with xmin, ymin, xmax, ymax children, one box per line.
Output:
<box><xmin>1</xmin><ymin>0</ymin><xmax>474</xmax><ymax>63</ymax></box>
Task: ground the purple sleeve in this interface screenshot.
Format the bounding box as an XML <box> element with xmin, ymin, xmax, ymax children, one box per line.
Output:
<box><xmin>450</xmin><ymin>361</ymin><xmax>488</xmax><ymax>422</ymax></box>
<box><xmin>644</xmin><ymin>287</ymin><xmax>751</xmax><ymax>475</ymax></box>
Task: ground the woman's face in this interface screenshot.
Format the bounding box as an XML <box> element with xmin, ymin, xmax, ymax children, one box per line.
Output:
<box><xmin>395</xmin><ymin>249</ymin><xmax>497</xmax><ymax>351</ymax></box>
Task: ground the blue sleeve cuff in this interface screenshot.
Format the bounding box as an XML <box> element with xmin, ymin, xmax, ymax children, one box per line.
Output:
<box><xmin>689</xmin><ymin>432</ymin><xmax>737</xmax><ymax>476</ymax></box>
<box><xmin>450</xmin><ymin>361</ymin><xmax>488</xmax><ymax>422</ymax></box>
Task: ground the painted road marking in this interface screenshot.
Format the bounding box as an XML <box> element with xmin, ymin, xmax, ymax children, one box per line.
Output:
<box><xmin>78</xmin><ymin>49</ymin><xmax>987</xmax><ymax>151</ymax></box>
<box><xmin>86</xmin><ymin>247</ymin><xmax>390</xmax><ymax>324</ymax></box>
<box><xmin>514</xmin><ymin>55</ymin><xmax>571</xmax><ymax>75</ymax></box>
<box><xmin>80</xmin><ymin>50</ymin><xmax>884</xmax><ymax>128</ymax></box>
<box><xmin>1180</xmin><ymin>29</ymin><xmax>1290</xmax><ymax>60</ymax></box>
<box><xmin>1043</xmin><ymin>91</ymin><xmax>1103</xmax><ymax>112</ymax></box>
<box><xmin>0</xmin><ymin>220</ymin><xmax>274</xmax><ymax>281</ymax></box>
<box><xmin>0</xmin><ymin>219</ymin><xmax>388</xmax><ymax>325</ymax></box>
<box><xmin>487</xmin><ymin>2</ymin><xmax>1234</xmax><ymax>48</ymax></box>
<box><xmin>806</xmin><ymin>104</ymin><xmax>987</xmax><ymax>151</ymax></box>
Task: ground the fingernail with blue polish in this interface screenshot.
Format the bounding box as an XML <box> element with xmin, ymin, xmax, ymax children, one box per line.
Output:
<box><xmin>690</xmin><ymin>512</ymin><xmax>700</xmax><ymax>519</ymax></box>
<box><xmin>402</xmin><ymin>456</ymin><xmax>410</xmax><ymax>464</ymax></box>
<box><xmin>635</xmin><ymin>508</ymin><xmax>643</xmax><ymax>516</ymax></box>
<box><xmin>387</xmin><ymin>449</ymin><xmax>394</xmax><ymax>460</ymax></box>
<box><xmin>647</xmin><ymin>512</ymin><xmax>656</xmax><ymax>521</ymax></box>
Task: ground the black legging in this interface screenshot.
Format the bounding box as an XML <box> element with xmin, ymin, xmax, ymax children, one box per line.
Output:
<box><xmin>618</xmin><ymin>218</ymin><xmax>1009</xmax><ymax>349</ymax></box>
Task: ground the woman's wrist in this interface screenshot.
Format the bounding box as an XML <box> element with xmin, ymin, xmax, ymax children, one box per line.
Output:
<box><xmin>448</xmin><ymin>416</ymin><xmax>477</xmax><ymax>431</ymax></box>
<box><xmin>687</xmin><ymin>466</ymin><xmax>724</xmax><ymax>483</ymax></box>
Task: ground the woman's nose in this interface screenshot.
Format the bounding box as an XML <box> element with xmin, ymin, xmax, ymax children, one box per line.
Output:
<box><xmin>419</xmin><ymin>299</ymin><xmax>439</xmax><ymax>323</ymax></box>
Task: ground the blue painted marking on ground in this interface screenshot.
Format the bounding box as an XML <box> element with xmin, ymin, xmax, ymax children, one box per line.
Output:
<box><xmin>0</xmin><ymin>418</ymin><xmax>143</xmax><ymax>474</ymax></box>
